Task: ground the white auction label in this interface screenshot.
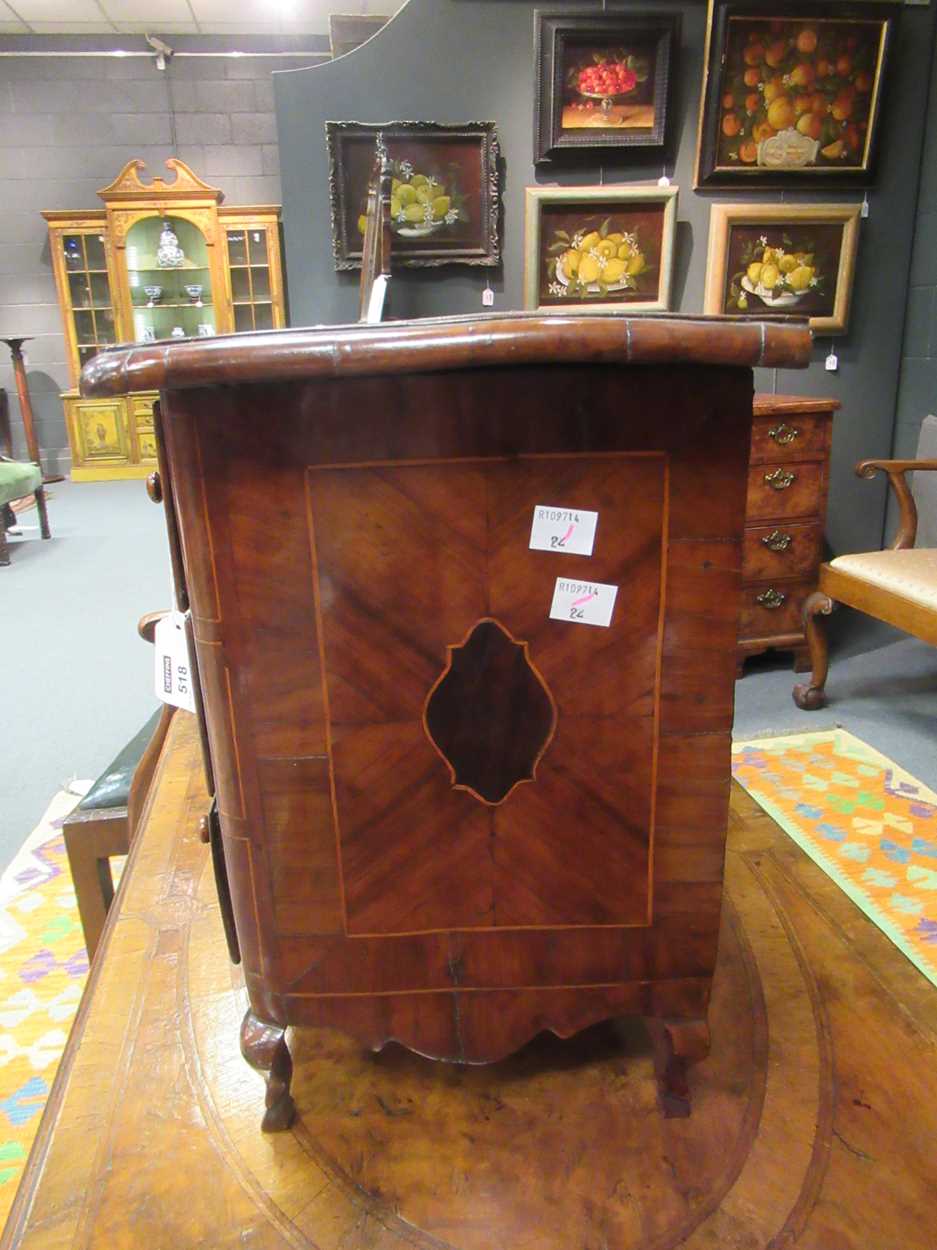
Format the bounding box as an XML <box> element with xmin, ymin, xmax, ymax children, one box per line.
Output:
<box><xmin>549</xmin><ymin>578</ymin><xmax>618</xmax><ymax>628</ymax></box>
<box><xmin>529</xmin><ymin>504</ymin><xmax>598</xmax><ymax>556</ymax></box>
<box><xmin>154</xmin><ymin>610</ymin><xmax>197</xmax><ymax>713</ymax></box>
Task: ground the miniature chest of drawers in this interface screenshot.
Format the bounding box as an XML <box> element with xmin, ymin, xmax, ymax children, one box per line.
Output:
<box><xmin>81</xmin><ymin>312</ymin><xmax>810</xmax><ymax>1131</ymax></box>
<box><xmin>740</xmin><ymin>395</ymin><xmax>840</xmax><ymax>673</ymax></box>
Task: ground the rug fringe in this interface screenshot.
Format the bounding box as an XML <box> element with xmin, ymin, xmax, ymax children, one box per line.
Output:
<box><xmin>733</xmin><ymin>721</ymin><xmax>842</xmax><ymax>742</ymax></box>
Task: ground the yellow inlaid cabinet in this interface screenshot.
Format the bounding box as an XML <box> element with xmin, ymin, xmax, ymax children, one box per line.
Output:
<box><xmin>44</xmin><ymin>159</ymin><xmax>286</xmax><ymax>480</ymax></box>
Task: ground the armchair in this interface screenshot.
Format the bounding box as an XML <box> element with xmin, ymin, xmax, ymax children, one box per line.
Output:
<box><xmin>0</xmin><ymin>387</ymin><xmax>50</xmax><ymax>566</ymax></box>
<box><xmin>793</xmin><ymin>456</ymin><xmax>937</xmax><ymax>709</ymax></box>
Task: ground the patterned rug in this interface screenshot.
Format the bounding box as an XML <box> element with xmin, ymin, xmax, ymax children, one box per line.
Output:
<box><xmin>732</xmin><ymin>728</ymin><xmax>937</xmax><ymax>988</ymax></box>
<box><xmin>0</xmin><ymin>784</ymin><xmax>94</xmax><ymax>1226</ymax></box>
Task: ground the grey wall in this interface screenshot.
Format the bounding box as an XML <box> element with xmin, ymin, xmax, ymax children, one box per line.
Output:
<box><xmin>0</xmin><ymin>36</ymin><xmax>325</xmax><ymax>469</ymax></box>
<box><xmin>275</xmin><ymin>0</ymin><xmax>937</xmax><ymax>558</ymax></box>
<box><xmin>892</xmin><ymin>33</ymin><xmax>937</xmax><ymax>466</ymax></box>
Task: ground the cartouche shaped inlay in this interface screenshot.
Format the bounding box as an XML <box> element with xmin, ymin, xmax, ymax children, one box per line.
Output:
<box><xmin>424</xmin><ymin>618</ymin><xmax>556</xmax><ymax>805</ymax></box>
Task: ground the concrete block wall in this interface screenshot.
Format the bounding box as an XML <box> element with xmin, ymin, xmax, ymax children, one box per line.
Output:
<box><xmin>0</xmin><ymin>43</ymin><xmax>321</xmax><ymax>469</ymax></box>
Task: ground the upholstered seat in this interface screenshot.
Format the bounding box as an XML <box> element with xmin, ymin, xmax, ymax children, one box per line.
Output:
<box><xmin>0</xmin><ymin>459</ymin><xmax>42</xmax><ymax>503</ymax></box>
<box><xmin>0</xmin><ymin>387</ymin><xmax>51</xmax><ymax>565</ymax></box>
<box><xmin>829</xmin><ymin>549</ymin><xmax>937</xmax><ymax>611</ymax></box>
<box><xmin>794</xmin><ymin>449</ymin><xmax>937</xmax><ymax>708</ymax></box>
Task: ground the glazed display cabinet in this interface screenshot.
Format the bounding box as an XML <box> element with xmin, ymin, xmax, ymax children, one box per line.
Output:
<box><xmin>44</xmin><ymin>159</ymin><xmax>286</xmax><ymax>481</ymax></box>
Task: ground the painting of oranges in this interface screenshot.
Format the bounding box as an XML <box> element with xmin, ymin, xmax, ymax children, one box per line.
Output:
<box><xmin>698</xmin><ymin>4</ymin><xmax>895</xmax><ymax>185</ymax></box>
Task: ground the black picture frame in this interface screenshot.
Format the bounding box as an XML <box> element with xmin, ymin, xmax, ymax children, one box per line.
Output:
<box><xmin>534</xmin><ymin>11</ymin><xmax>679</xmax><ymax>164</ymax></box>
<box><xmin>695</xmin><ymin>0</ymin><xmax>899</xmax><ymax>189</ymax></box>
<box><xmin>326</xmin><ymin>120</ymin><xmax>502</xmax><ymax>270</ymax></box>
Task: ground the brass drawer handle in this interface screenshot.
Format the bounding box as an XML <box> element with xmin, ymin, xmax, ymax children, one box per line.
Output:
<box><xmin>764</xmin><ymin>468</ymin><xmax>796</xmax><ymax>491</ymax></box>
<box><xmin>761</xmin><ymin>529</ymin><xmax>793</xmax><ymax>552</ymax></box>
<box><xmin>755</xmin><ymin>588</ymin><xmax>786</xmax><ymax>609</ymax></box>
<box><xmin>768</xmin><ymin>422</ymin><xmax>800</xmax><ymax>445</ymax></box>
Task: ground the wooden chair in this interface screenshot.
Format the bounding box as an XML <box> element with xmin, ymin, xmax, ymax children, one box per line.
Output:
<box><xmin>793</xmin><ymin>455</ymin><xmax>937</xmax><ymax>709</ymax></box>
<box><xmin>0</xmin><ymin>387</ymin><xmax>50</xmax><ymax>566</ymax></box>
<box><xmin>63</xmin><ymin>612</ymin><xmax>174</xmax><ymax>958</ymax></box>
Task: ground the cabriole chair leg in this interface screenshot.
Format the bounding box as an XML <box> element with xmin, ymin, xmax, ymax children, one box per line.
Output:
<box><xmin>793</xmin><ymin>592</ymin><xmax>834</xmax><ymax>710</ymax></box>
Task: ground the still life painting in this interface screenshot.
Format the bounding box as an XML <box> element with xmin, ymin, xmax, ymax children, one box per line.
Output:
<box><xmin>696</xmin><ymin>0</ymin><xmax>897</xmax><ymax>187</ymax></box>
<box><xmin>534</xmin><ymin>13</ymin><xmax>678</xmax><ymax>162</ymax></box>
<box><xmin>704</xmin><ymin>203</ymin><xmax>861</xmax><ymax>333</ymax></box>
<box><xmin>524</xmin><ymin>185</ymin><xmax>677</xmax><ymax>313</ymax></box>
<box><xmin>326</xmin><ymin>120</ymin><xmax>501</xmax><ymax>269</ymax></box>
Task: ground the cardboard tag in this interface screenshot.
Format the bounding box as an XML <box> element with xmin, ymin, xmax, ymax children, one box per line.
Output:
<box><xmin>529</xmin><ymin>505</ymin><xmax>598</xmax><ymax>556</ymax></box>
<box><xmin>154</xmin><ymin>611</ymin><xmax>196</xmax><ymax>713</ymax></box>
<box><xmin>549</xmin><ymin>578</ymin><xmax>618</xmax><ymax>628</ymax></box>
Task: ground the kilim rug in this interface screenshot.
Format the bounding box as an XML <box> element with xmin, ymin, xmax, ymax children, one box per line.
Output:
<box><xmin>0</xmin><ymin>784</ymin><xmax>95</xmax><ymax>1227</ymax></box>
<box><xmin>732</xmin><ymin>728</ymin><xmax>937</xmax><ymax>989</ymax></box>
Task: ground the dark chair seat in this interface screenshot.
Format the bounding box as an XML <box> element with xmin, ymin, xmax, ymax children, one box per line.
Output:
<box><xmin>63</xmin><ymin>705</ymin><xmax>174</xmax><ymax>957</ymax></box>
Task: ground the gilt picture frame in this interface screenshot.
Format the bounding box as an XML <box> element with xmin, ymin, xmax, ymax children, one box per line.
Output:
<box><xmin>534</xmin><ymin>11</ymin><xmax>679</xmax><ymax>163</ymax></box>
<box><xmin>695</xmin><ymin>0</ymin><xmax>898</xmax><ymax>189</ymax></box>
<box><xmin>326</xmin><ymin>120</ymin><xmax>502</xmax><ymax>270</ymax></box>
<box><xmin>703</xmin><ymin>202</ymin><xmax>861</xmax><ymax>334</ymax></box>
<box><xmin>524</xmin><ymin>184</ymin><xmax>678</xmax><ymax>314</ymax></box>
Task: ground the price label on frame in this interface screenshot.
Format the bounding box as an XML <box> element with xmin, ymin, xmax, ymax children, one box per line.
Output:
<box><xmin>549</xmin><ymin>578</ymin><xmax>618</xmax><ymax>628</ymax></box>
<box><xmin>529</xmin><ymin>505</ymin><xmax>598</xmax><ymax>556</ymax></box>
<box><xmin>154</xmin><ymin>611</ymin><xmax>197</xmax><ymax>713</ymax></box>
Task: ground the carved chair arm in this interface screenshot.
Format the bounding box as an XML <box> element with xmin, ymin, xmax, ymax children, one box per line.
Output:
<box><xmin>855</xmin><ymin>459</ymin><xmax>937</xmax><ymax>550</ymax></box>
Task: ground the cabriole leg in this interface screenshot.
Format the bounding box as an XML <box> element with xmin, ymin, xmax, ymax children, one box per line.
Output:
<box><xmin>646</xmin><ymin>1016</ymin><xmax>711</xmax><ymax>1118</ymax></box>
<box><xmin>792</xmin><ymin>592</ymin><xmax>834</xmax><ymax>710</ymax></box>
<box><xmin>240</xmin><ymin>1008</ymin><xmax>295</xmax><ymax>1132</ymax></box>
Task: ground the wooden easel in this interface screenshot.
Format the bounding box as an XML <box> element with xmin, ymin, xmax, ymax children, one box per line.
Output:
<box><xmin>357</xmin><ymin>142</ymin><xmax>393</xmax><ymax>324</ymax></box>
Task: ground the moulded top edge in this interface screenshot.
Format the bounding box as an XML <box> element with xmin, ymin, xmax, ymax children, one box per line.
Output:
<box><xmin>79</xmin><ymin>311</ymin><xmax>811</xmax><ymax>397</ymax></box>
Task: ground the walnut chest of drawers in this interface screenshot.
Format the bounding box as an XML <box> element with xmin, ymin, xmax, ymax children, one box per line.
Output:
<box><xmin>740</xmin><ymin>394</ymin><xmax>840</xmax><ymax>673</ymax></box>
<box><xmin>81</xmin><ymin>312</ymin><xmax>811</xmax><ymax>1131</ymax></box>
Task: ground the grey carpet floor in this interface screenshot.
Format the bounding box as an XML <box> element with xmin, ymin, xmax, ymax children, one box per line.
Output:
<box><xmin>2</xmin><ymin>479</ymin><xmax>169</xmax><ymax>869</ymax></box>
<box><xmin>2</xmin><ymin>480</ymin><xmax>935</xmax><ymax>873</ymax></box>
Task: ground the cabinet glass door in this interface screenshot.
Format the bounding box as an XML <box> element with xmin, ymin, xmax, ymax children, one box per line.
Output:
<box><xmin>126</xmin><ymin>214</ymin><xmax>216</xmax><ymax>343</ymax></box>
<box><xmin>62</xmin><ymin>231</ymin><xmax>116</xmax><ymax>369</ymax></box>
<box><xmin>226</xmin><ymin>226</ymin><xmax>275</xmax><ymax>332</ymax></box>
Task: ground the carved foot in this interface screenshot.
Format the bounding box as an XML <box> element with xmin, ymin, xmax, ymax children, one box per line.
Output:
<box><xmin>646</xmin><ymin>1017</ymin><xmax>711</xmax><ymax>1118</ymax></box>
<box><xmin>240</xmin><ymin>1009</ymin><xmax>295</xmax><ymax>1132</ymax></box>
<box><xmin>792</xmin><ymin>591</ymin><xmax>834</xmax><ymax>710</ymax></box>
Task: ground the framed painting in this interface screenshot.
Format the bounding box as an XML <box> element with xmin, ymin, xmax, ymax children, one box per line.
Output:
<box><xmin>703</xmin><ymin>203</ymin><xmax>861</xmax><ymax>334</ymax></box>
<box><xmin>534</xmin><ymin>11</ymin><xmax>678</xmax><ymax>163</ymax></box>
<box><xmin>695</xmin><ymin>0</ymin><xmax>899</xmax><ymax>189</ymax></box>
<box><xmin>326</xmin><ymin>120</ymin><xmax>501</xmax><ymax>270</ymax></box>
<box><xmin>524</xmin><ymin>184</ymin><xmax>678</xmax><ymax>314</ymax></box>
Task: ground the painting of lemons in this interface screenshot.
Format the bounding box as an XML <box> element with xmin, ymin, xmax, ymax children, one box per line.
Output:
<box><xmin>716</xmin><ymin>15</ymin><xmax>888</xmax><ymax>172</ymax></box>
<box><xmin>358</xmin><ymin>161</ymin><xmax>462</xmax><ymax>241</ymax></box>
<box><xmin>327</xmin><ymin>121</ymin><xmax>501</xmax><ymax>270</ymax></box>
<box><xmin>538</xmin><ymin>204</ymin><xmax>664</xmax><ymax>308</ymax></box>
<box><xmin>722</xmin><ymin>221</ymin><xmax>845</xmax><ymax>319</ymax></box>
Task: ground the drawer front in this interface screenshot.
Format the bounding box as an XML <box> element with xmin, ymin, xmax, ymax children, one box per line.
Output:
<box><xmin>739</xmin><ymin>581</ymin><xmax>809</xmax><ymax>639</ymax></box>
<box><xmin>130</xmin><ymin>394</ymin><xmax>156</xmax><ymax>433</ymax></box>
<box><xmin>746</xmin><ymin>461</ymin><xmax>822</xmax><ymax>521</ymax></box>
<box><xmin>743</xmin><ymin>522</ymin><xmax>821</xmax><ymax>581</ymax></box>
<box><xmin>750</xmin><ymin>412</ymin><xmax>829</xmax><ymax>463</ymax></box>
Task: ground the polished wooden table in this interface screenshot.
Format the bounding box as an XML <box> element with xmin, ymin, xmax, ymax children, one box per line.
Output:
<box><xmin>4</xmin><ymin>711</ymin><xmax>935</xmax><ymax>1250</ymax></box>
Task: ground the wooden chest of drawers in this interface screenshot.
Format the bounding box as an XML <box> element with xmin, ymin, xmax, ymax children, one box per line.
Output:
<box><xmin>81</xmin><ymin>313</ymin><xmax>811</xmax><ymax>1131</ymax></box>
<box><xmin>740</xmin><ymin>395</ymin><xmax>840</xmax><ymax>673</ymax></box>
